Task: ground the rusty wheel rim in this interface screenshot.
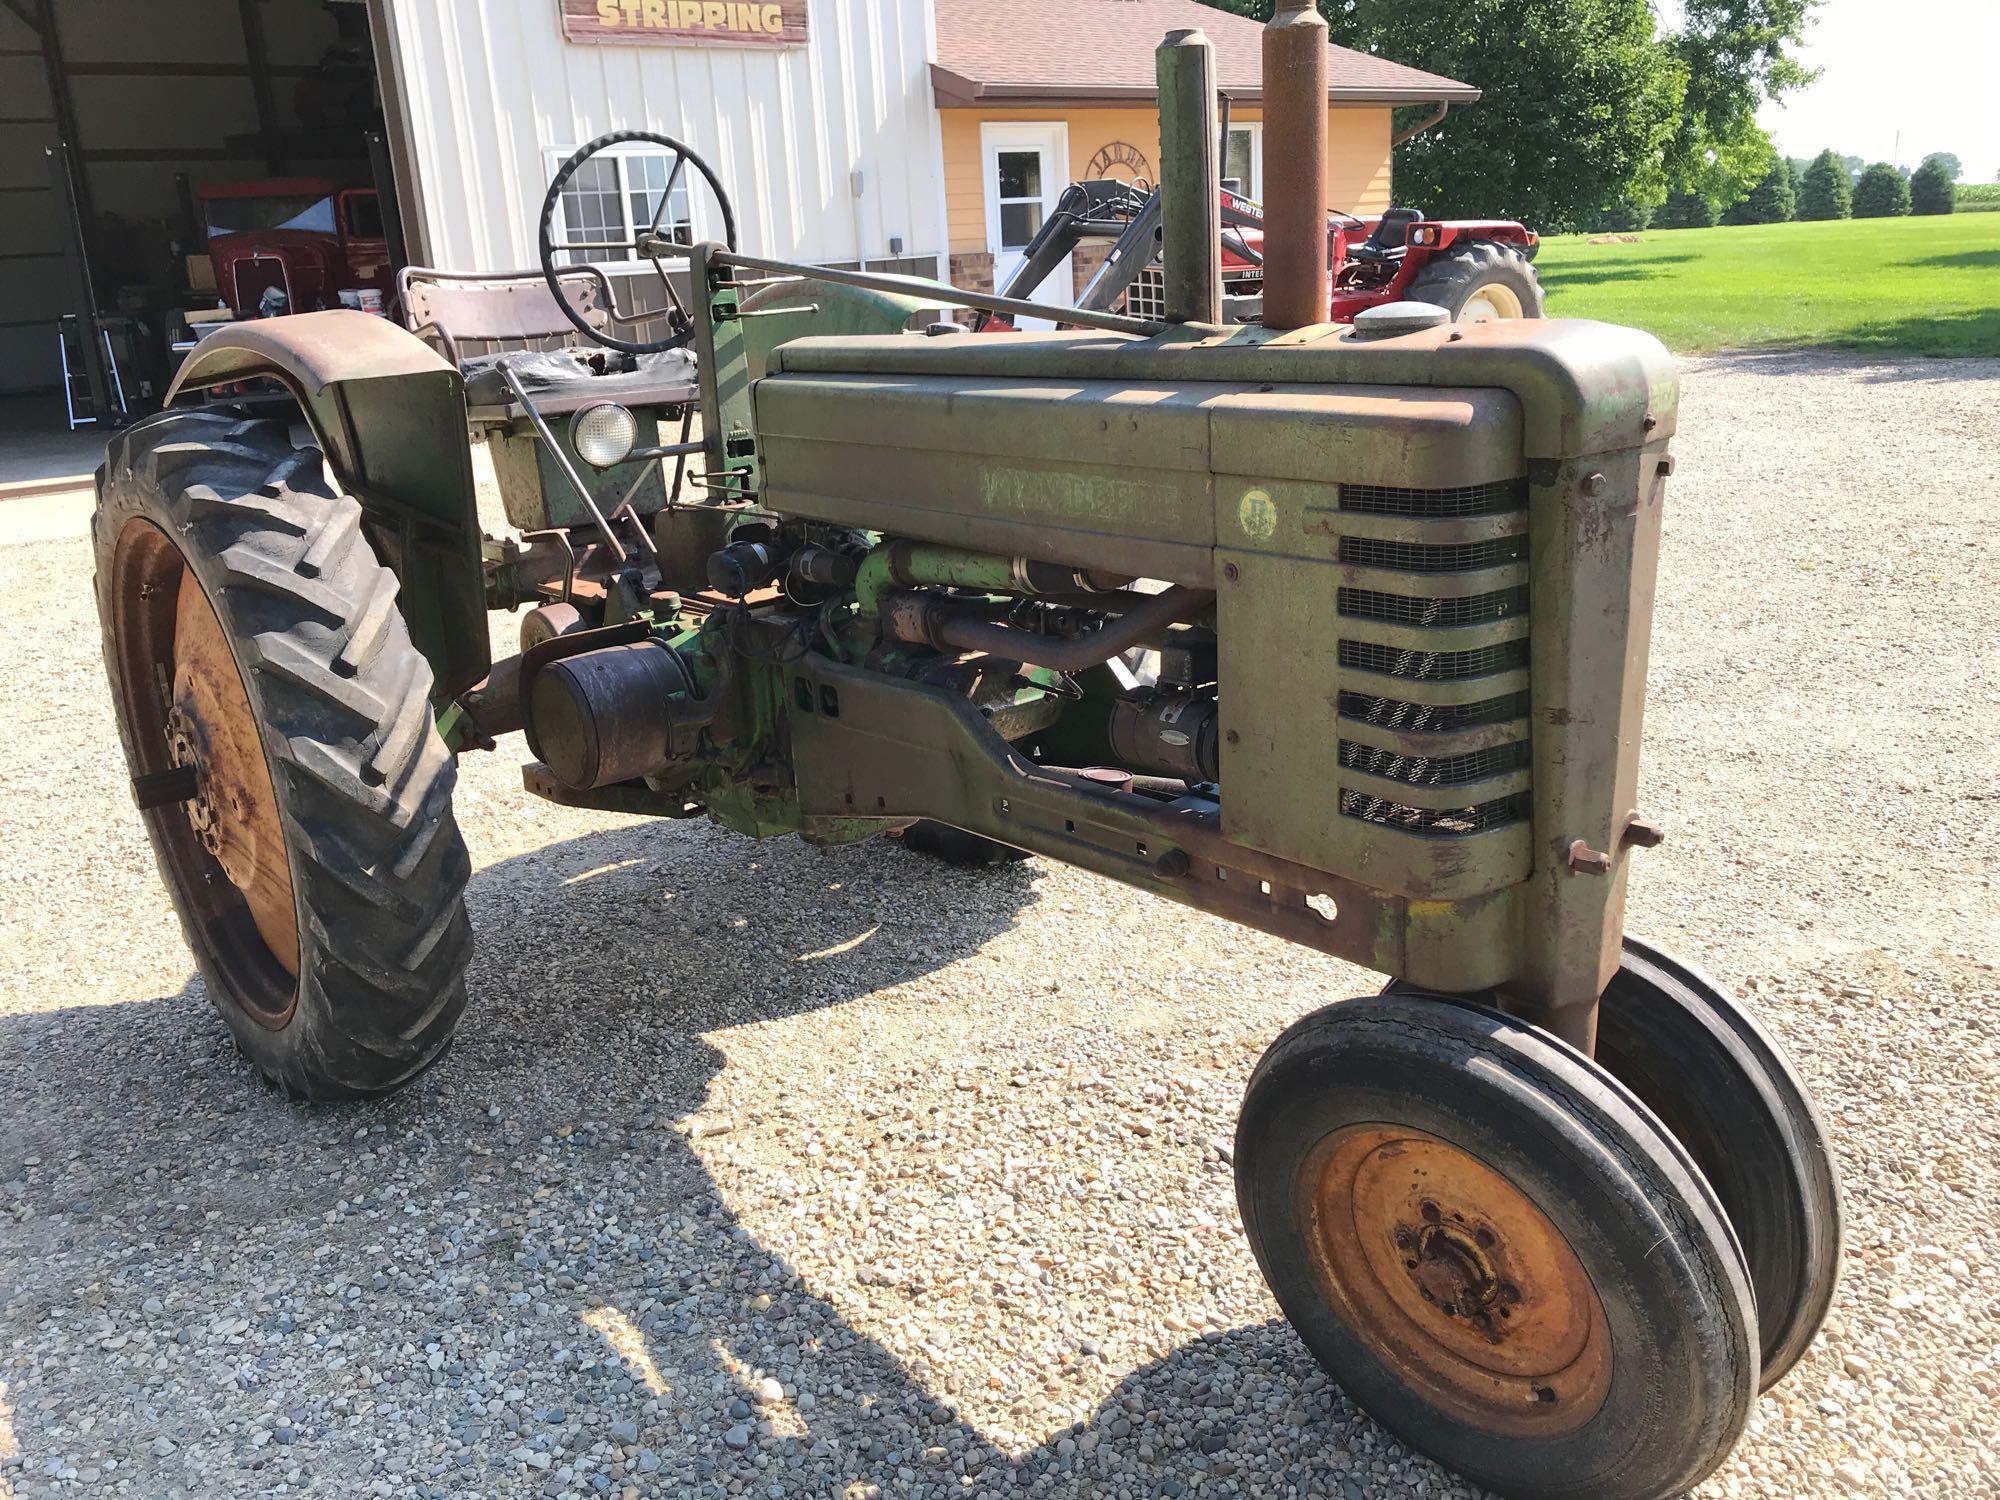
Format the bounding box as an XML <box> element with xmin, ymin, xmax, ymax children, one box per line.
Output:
<box><xmin>111</xmin><ymin>518</ymin><xmax>300</xmax><ymax>1026</ymax></box>
<box><xmin>1297</xmin><ymin>1124</ymin><xmax>1612</xmax><ymax>1437</ymax></box>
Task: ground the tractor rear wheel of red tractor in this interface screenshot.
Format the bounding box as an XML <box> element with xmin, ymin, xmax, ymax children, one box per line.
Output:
<box><xmin>94</xmin><ymin>409</ymin><xmax>473</xmax><ymax>1099</ymax></box>
<box><xmin>1407</xmin><ymin>240</ymin><xmax>1545</xmax><ymax>322</ymax></box>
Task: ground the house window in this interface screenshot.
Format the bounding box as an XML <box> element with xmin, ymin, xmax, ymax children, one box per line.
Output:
<box><xmin>1224</xmin><ymin>123</ymin><xmax>1263</xmax><ymax>201</ymax></box>
<box><xmin>547</xmin><ymin>146</ymin><xmax>696</xmax><ymax>268</ymax></box>
<box><xmin>994</xmin><ymin>148</ymin><xmax>1047</xmax><ymax>249</ymax></box>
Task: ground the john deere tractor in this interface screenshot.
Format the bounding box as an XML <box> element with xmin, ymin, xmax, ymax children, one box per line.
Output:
<box><xmin>93</xmin><ymin>10</ymin><xmax>1838</xmax><ymax>1497</ymax></box>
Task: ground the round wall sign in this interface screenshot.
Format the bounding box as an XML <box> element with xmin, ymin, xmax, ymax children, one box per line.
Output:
<box><xmin>1085</xmin><ymin>141</ymin><xmax>1153</xmax><ymax>184</ymax></box>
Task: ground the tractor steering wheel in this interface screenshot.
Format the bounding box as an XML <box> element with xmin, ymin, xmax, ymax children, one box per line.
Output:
<box><xmin>536</xmin><ymin>130</ymin><xmax>739</xmax><ymax>356</ymax></box>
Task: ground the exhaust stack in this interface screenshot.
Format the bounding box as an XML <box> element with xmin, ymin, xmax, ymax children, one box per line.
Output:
<box><xmin>1259</xmin><ymin>1</ymin><xmax>1329</xmax><ymax>329</ymax></box>
<box><xmin>1154</xmin><ymin>28</ymin><xmax>1222</xmax><ymax>325</ymax></box>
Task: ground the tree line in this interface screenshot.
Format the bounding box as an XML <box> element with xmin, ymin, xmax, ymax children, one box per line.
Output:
<box><xmin>1642</xmin><ymin>151</ymin><xmax>1961</xmax><ymax>229</ymax></box>
<box><xmin>1197</xmin><ymin>1</ymin><xmax>1963</xmax><ymax>232</ymax></box>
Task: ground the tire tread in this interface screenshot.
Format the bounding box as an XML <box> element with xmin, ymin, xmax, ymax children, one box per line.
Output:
<box><xmin>93</xmin><ymin>408</ymin><xmax>472</xmax><ymax>1100</ymax></box>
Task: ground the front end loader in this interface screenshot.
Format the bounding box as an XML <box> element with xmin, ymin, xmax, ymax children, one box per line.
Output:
<box><xmin>92</xmin><ymin>8</ymin><xmax>1839</xmax><ymax>1497</ymax></box>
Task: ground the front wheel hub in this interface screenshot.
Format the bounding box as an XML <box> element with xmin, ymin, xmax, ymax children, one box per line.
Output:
<box><xmin>1302</xmin><ymin>1124</ymin><xmax>1612</xmax><ymax>1435</ymax></box>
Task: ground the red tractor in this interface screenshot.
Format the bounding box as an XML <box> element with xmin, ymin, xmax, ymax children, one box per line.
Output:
<box><xmin>196</xmin><ymin>178</ymin><xmax>391</xmax><ymax>319</ymax></box>
<box><xmin>991</xmin><ymin>179</ymin><xmax>1543</xmax><ymax>327</ymax></box>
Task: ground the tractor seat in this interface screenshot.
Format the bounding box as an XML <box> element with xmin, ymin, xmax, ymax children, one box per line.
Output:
<box><xmin>398</xmin><ymin>264</ymin><xmax>700</xmax><ymax>420</ymax></box>
<box><xmin>459</xmin><ymin>346</ymin><xmax>700</xmax><ymax>420</ymax></box>
<box><xmin>1347</xmin><ymin>206</ymin><xmax>1424</xmax><ymax>264</ymax></box>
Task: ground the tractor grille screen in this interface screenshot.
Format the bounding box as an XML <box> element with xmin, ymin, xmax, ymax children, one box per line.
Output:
<box><xmin>1338</xmin><ymin>586</ymin><xmax>1528</xmax><ymax>628</ymax></box>
<box><xmin>1333</xmin><ymin>476</ymin><xmax>1532</xmax><ymax>839</ymax></box>
<box><xmin>1339</xmin><ymin>790</ymin><xmax>1531</xmax><ymax>837</ymax></box>
<box><xmin>1339</xmin><ymin>535</ymin><xmax>1527</xmax><ymax>573</ymax></box>
<box><xmin>1338</xmin><ymin>691</ymin><xmax>1529</xmax><ymax>733</ymax></box>
<box><xmin>1339</xmin><ymin>639</ymin><xmax>1529</xmax><ymax>681</ymax></box>
<box><xmin>1339</xmin><ymin>479</ymin><xmax>1527</xmax><ymax>518</ymax></box>
<box><xmin>1339</xmin><ymin>740</ymin><xmax>1531</xmax><ymax>787</ymax></box>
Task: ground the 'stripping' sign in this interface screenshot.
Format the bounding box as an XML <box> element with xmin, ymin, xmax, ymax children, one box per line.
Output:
<box><xmin>561</xmin><ymin>0</ymin><xmax>809</xmax><ymax>48</ymax></box>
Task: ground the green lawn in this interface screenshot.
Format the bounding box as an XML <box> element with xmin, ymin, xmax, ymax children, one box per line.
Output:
<box><xmin>1532</xmin><ymin>214</ymin><xmax>2000</xmax><ymax>356</ymax></box>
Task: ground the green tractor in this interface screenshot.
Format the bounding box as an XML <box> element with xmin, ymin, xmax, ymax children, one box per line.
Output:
<box><xmin>93</xmin><ymin>11</ymin><xmax>1838</xmax><ymax>1498</ymax></box>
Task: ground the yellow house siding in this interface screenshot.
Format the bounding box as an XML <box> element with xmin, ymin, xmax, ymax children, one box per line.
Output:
<box><xmin>942</xmin><ymin>104</ymin><xmax>1394</xmax><ymax>255</ymax></box>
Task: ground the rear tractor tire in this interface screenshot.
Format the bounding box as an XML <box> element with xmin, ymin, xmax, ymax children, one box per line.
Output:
<box><xmin>1406</xmin><ymin>240</ymin><xmax>1545</xmax><ymax>322</ymax></box>
<box><xmin>95</xmin><ymin>408</ymin><xmax>474</xmax><ymax>1100</ymax></box>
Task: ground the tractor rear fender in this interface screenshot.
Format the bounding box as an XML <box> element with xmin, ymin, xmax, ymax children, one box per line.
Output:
<box><xmin>165</xmin><ymin>309</ymin><xmax>491</xmax><ymax>701</ymax></box>
<box><xmin>1422</xmin><ymin>221</ymin><xmax>1540</xmax><ymax>256</ymax></box>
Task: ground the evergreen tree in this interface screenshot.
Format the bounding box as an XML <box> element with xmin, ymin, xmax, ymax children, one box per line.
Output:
<box><xmin>1851</xmin><ymin>162</ymin><xmax>1911</xmax><ymax>217</ymax></box>
<box><xmin>1909</xmin><ymin>158</ymin><xmax>1956</xmax><ymax>215</ymax></box>
<box><xmin>1796</xmin><ymin>149</ymin><xmax>1852</xmax><ymax>219</ymax></box>
<box><xmin>1592</xmin><ymin>197</ymin><xmax>1654</xmax><ymax>232</ymax></box>
<box><xmin>1724</xmin><ymin>160</ymin><xmax>1795</xmax><ymax>223</ymax></box>
<box><xmin>1653</xmin><ymin>190</ymin><xmax>1719</xmax><ymax>228</ymax></box>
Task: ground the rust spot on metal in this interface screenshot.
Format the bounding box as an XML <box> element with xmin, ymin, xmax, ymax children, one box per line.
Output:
<box><xmin>1296</xmin><ymin>1125</ymin><xmax>1612</xmax><ymax>1437</ymax></box>
<box><xmin>172</xmin><ymin>569</ymin><xmax>300</xmax><ymax>977</ymax></box>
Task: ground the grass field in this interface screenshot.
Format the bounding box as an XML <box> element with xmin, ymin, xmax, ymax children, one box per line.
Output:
<box><xmin>1533</xmin><ymin>213</ymin><xmax>2000</xmax><ymax>356</ymax></box>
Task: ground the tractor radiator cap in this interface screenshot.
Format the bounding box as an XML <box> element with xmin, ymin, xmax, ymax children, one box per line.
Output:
<box><xmin>1350</xmin><ymin>300</ymin><xmax>1451</xmax><ymax>338</ymax></box>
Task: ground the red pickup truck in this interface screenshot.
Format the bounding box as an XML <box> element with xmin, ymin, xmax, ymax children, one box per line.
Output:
<box><xmin>197</xmin><ymin>178</ymin><xmax>390</xmax><ymax>317</ymax></box>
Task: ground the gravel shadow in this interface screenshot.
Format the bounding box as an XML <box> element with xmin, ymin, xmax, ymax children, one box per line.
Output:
<box><xmin>0</xmin><ymin>821</ymin><xmax>1441</xmax><ymax>1496</ymax></box>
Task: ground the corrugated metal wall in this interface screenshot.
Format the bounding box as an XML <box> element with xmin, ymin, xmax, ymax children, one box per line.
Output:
<box><xmin>377</xmin><ymin>0</ymin><xmax>947</xmax><ymax>277</ymax></box>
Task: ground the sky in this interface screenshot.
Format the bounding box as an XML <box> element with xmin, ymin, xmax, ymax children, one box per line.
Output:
<box><xmin>1666</xmin><ymin>0</ymin><xmax>2000</xmax><ymax>178</ymax></box>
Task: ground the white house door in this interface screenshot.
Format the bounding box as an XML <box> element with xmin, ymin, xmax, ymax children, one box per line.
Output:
<box><xmin>982</xmin><ymin>123</ymin><xmax>1071</xmax><ymax>328</ymax></box>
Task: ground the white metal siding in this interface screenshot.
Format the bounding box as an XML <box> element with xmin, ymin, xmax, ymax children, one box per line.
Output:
<box><xmin>378</xmin><ymin>0</ymin><xmax>946</xmax><ymax>276</ymax></box>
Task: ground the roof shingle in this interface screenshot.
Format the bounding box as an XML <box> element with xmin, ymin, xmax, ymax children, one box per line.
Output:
<box><xmin>932</xmin><ymin>0</ymin><xmax>1478</xmax><ymax>106</ymax></box>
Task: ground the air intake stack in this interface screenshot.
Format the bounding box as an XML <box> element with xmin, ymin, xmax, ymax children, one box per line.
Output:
<box><xmin>1154</xmin><ymin>28</ymin><xmax>1223</xmax><ymax>324</ymax></box>
<box><xmin>1259</xmin><ymin>1</ymin><xmax>1330</xmax><ymax>329</ymax></box>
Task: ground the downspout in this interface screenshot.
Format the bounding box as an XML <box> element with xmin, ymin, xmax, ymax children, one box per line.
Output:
<box><xmin>1392</xmin><ymin>99</ymin><xmax>1451</xmax><ymax>148</ymax></box>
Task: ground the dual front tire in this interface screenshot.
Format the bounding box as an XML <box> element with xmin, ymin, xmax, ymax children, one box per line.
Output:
<box><xmin>1238</xmin><ymin>948</ymin><xmax>1840</xmax><ymax>1499</ymax></box>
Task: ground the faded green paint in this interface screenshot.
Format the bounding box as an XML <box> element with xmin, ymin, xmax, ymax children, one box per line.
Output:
<box><xmin>978</xmin><ymin>466</ymin><xmax>1162</xmax><ymax>524</ymax></box>
<box><xmin>694</xmin><ymin>247</ymin><xmax>761</xmax><ymax>503</ymax></box>
<box><xmin>486</xmin><ymin>411</ymin><xmax>666</xmax><ymax>534</ymax></box>
<box><xmin>259</xmin><ymin>250</ymin><xmax>1680</xmax><ymax>1043</ymax></box>
<box><xmin>750</xmin><ymin>313</ymin><xmax>1675</xmax><ymax>1036</ymax></box>
<box><xmin>738</xmin><ymin>277</ymin><xmax>952</xmax><ymax>381</ymax></box>
<box><xmin>854</xmin><ymin>543</ymin><xmax>1018</xmax><ymax>619</ymax></box>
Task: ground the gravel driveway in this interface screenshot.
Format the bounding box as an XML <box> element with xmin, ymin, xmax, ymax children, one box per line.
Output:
<box><xmin>2</xmin><ymin>351</ymin><xmax>1996</xmax><ymax>1499</ymax></box>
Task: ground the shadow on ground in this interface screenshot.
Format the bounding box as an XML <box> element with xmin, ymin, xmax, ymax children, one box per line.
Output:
<box><xmin>0</xmin><ymin>821</ymin><xmax>1413</xmax><ymax>1496</ymax></box>
<box><xmin>1710</xmin><ymin>315</ymin><xmax>2000</xmax><ymax>369</ymax></box>
<box><xmin>1906</xmin><ymin>248</ymin><xmax>2000</xmax><ymax>271</ymax></box>
<box><xmin>1533</xmin><ymin>251</ymin><xmax>1700</xmax><ymax>290</ymax></box>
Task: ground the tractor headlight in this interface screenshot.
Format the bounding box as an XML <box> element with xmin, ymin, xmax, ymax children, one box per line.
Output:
<box><xmin>571</xmin><ymin>403</ymin><xmax>638</xmax><ymax>469</ymax></box>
